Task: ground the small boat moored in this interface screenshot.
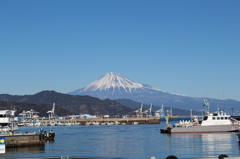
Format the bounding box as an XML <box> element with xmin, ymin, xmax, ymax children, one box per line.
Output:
<box><xmin>39</xmin><ymin>129</ymin><xmax>55</xmax><ymax>141</ymax></box>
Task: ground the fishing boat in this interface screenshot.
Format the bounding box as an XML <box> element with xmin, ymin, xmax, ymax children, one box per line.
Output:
<box><xmin>161</xmin><ymin>100</ymin><xmax>240</xmax><ymax>134</ymax></box>
<box><xmin>40</xmin><ymin>129</ymin><xmax>55</xmax><ymax>141</ymax></box>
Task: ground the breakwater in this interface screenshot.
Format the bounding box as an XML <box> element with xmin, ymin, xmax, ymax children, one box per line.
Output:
<box><xmin>1</xmin><ymin>133</ymin><xmax>44</xmax><ymax>148</ymax></box>
<box><xmin>58</xmin><ymin>117</ymin><xmax>160</xmax><ymax>125</ymax></box>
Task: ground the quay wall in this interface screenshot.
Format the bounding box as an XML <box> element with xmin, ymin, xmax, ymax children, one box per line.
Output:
<box><xmin>58</xmin><ymin>117</ymin><xmax>160</xmax><ymax>125</ymax></box>
<box><xmin>3</xmin><ymin>133</ymin><xmax>44</xmax><ymax>148</ymax></box>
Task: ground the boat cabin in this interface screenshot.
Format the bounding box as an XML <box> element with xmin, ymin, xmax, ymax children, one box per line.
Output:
<box><xmin>0</xmin><ymin>110</ymin><xmax>18</xmax><ymax>131</ymax></box>
<box><xmin>198</xmin><ymin>111</ymin><xmax>232</xmax><ymax>126</ymax></box>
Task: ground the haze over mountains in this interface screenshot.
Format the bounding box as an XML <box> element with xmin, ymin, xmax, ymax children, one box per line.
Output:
<box><xmin>69</xmin><ymin>72</ymin><xmax>240</xmax><ymax>114</ymax></box>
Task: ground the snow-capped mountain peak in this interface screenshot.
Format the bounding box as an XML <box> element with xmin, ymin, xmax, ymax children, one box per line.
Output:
<box><xmin>68</xmin><ymin>72</ymin><xmax>164</xmax><ymax>99</ymax></box>
<box><xmin>83</xmin><ymin>72</ymin><xmax>144</xmax><ymax>93</ymax></box>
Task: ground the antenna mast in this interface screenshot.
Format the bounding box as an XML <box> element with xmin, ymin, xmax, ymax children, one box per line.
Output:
<box><xmin>203</xmin><ymin>99</ymin><xmax>210</xmax><ymax>115</ymax></box>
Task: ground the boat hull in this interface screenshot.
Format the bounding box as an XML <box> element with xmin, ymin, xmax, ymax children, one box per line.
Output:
<box><xmin>44</xmin><ymin>132</ymin><xmax>55</xmax><ymax>141</ymax></box>
<box><xmin>167</xmin><ymin>125</ymin><xmax>239</xmax><ymax>134</ymax></box>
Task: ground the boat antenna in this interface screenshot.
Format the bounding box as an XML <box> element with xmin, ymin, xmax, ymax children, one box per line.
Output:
<box><xmin>203</xmin><ymin>99</ymin><xmax>210</xmax><ymax>115</ymax></box>
<box><xmin>222</xmin><ymin>90</ymin><xmax>226</xmax><ymax>111</ymax></box>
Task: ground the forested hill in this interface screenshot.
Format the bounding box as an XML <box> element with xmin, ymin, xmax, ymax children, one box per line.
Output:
<box><xmin>0</xmin><ymin>91</ymin><xmax>133</xmax><ymax>116</ymax></box>
<box><xmin>0</xmin><ymin>101</ymin><xmax>71</xmax><ymax>117</ymax></box>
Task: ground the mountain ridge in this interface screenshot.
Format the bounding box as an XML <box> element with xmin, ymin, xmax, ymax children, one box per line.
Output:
<box><xmin>68</xmin><ymin>72</ymin><xmax>240</xmax><ymax>114</ymax></box>
<box><xmin>0</xmin><ymin>91</ymin><xmax>202</xmax><ymax>117</ymax></box>
<box><xmin>0</xmin><ymin>90</ymin><xmax>133</xmax><ymax>116</ymax></box>
<box><xmin>69</xmin><ymin>72</ymin><xmax>185</xmax><ymax>100</ymax></box>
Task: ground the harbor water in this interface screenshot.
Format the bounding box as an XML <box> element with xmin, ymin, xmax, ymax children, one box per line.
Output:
<box><xmin>1</xmin><ymin>120</ymin><xmax>240</xmax><ymax>159</ymax></box>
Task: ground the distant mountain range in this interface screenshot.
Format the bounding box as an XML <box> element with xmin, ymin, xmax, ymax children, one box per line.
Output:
<box><xmin>1</xmin><ymin>72</ymin><xmax>239</xmax><ymax>116</ymax></box>
<box><xmin>0</xmin><ymin>91</ymin><xmax>132</xmax><ymax>116</ymax></box>
<box><xmin>0</xmin><ymin>91</ymin><xmax>200</xmax><ymax>117</ymax></box>
<box><xmin>69</xmin><ymin>72</ymin><xmax>240</xmax><ymax>114</ymax></box>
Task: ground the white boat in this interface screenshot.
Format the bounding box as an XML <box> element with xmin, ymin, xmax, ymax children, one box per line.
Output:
<box><xmin>0</xmin><ymin>110</ymin><xmax>18</xmax><ymax>133</ymax></box>
<box><xmin>85</xmin><ymin>121</ymin><xmax>92</xmax><ymax>125</ymax></box>
<box><xmin>17</xmin><ymin>122</ymin><xmax>25</xmax><ymax>127</ymax></box>
<box><xmin>100</xmin><ymin>122</ymin><xmax>106</xmax><ymax>125</ymax></box>
<box><xmin>161</xmin><ymin>100</ymin><xmax>240</xmax><ymax>134</ymax></box>
<box><xmin>71</xmin><ymin>121</ymin><xmax>80</xmax><ymax>126</ymax></box>
<box><xmin>92</xmin><ymin>121</ymin><xmax>100</xmax><ymax>125</ymax></box>
<box><xmin>64</xmin><ymin>121</ymin><xmax>72</xmax><ymax>126</ymax></box>
<box><xmin>55</xmin><ymin>121</ymin><xmax>64</xmax><ymax>126</ymax></box>
<box><xmin>114</xmin><ymin>121</ymin><xmax>120</xmax><ymax>125</ymax></box>
<box><xmin>106</xmin><ymin>121</ymin><xmax>114</xmax><ymax>125</ymax></box>
<box><xmin>34</xmin><ymin>121</ymin><xmax>42</xmax><ymax>127</ymax></box>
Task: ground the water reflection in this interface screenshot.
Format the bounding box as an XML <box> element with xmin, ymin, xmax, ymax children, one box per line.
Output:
<box><xmin>2</xmin><ymin>125</ymin><xmax>240</xmax><ymax>159</ymax></box>
<box><xmin>6</xmin><ymin>145</ymin><xmax>45</xmax><ymax>154</ymax></box>
<box><xmin>200</xmin><ymin>133</ymin><xmax>235</xmax><ymax>153</ymax></box>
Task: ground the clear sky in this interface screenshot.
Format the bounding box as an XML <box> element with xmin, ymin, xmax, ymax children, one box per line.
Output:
<box><xmin>0</xmin><ymin>0</ymin><xmax>240</xmax><ymax>101</ymax></box>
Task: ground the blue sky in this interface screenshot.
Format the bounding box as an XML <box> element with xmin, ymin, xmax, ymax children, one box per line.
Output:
<box><xmin>0</xmin><ymin>0</ymin><xmax>240</xmax><ymax>101</ymax></box>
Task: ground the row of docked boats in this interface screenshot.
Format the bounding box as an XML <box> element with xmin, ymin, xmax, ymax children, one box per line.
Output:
<box><xmin>18</xmin><ymin>119</ymin><xmax>139</xmax><ymax>127</ymax></box>
<box><xmin>161</xmin><ymin>100</ymin><xmax>240</xmax><ymax>134</ymax></box>
<box><xmin>18</xmin><ymin>119</ymin><xmax>139</xmax><ymax>126</ymax></box>
<box><xmin>85</xmin><ymin>121</ymin><xmax>138</xmax><ymax>125</ymax></box>
<box><xmin>18</xmin><ymin>119</ymin><xmax>81</xmax><ymax>127</ymax></box>
<box><xmin>0</xmin><ymin>109</ymin><xmax>55</xmax><ymax>141</ymax></box>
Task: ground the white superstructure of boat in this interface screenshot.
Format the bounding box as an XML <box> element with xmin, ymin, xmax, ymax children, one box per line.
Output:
<box><xmin>0</xmin><ymin>110</ymin><xmax>18</xmax><ymax>132</ymax></box>
<box><xmin>161</xmin><ymin>100</ymin><xmax>239</xmax><ymax>134</ymax></box>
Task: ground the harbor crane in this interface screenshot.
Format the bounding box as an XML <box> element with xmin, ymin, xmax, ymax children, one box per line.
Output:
<box><xmin>47</xmin><ymin>103</ymin><xmax>55</xmax><ymax>119</ymax></box>
<box><xmin>25</xmin><ymin>109</ymin><xmax>39</xmax><ymax>118</ymax></box>
<box><xmin>134</xmin><ymin>102</ymin><xmax>143</xmax><ymax>118</ymax></box>
<box><xmin>155</xmin><ymin>104</ymin><xmax>165</xmax><ymax>118</ymax></box>
<box><xmin>144</xmin><ymin>103</ymin><xmax>152</xmax><ymax>118</ymax></box>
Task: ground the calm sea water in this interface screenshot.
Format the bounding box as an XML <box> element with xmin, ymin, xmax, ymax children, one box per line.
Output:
<box><xmin>1</xmin><ymin>120</ymin><xmax>240</xmax><ymax>159</ymax></box>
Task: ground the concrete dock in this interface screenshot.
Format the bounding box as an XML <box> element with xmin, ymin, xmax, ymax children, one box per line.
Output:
<box><xmin>0</xmin><ymin>132</ymin><xmax>45</xmax><ymax>148</ymax></box>
<box><xmin>58</xmin><ymin>117</ymin><xmax>160</xmax><ymax>125</ymax></box>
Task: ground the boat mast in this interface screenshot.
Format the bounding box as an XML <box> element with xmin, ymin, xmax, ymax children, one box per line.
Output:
<box><xmin>203</xmin><ymin>99</ymin><xmax>210</xmax><ymax>115</ymax></box>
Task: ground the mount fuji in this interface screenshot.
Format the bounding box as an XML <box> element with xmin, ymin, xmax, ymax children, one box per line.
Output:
<box><xmin>69</xmin><ymin>72</ymin><xmax>240</xmax><ymax>113</ymax></box>
<box><xmin>69</xmin><ymin>72</ymin><xmax>173</xmax><ymax>100</ymax></box>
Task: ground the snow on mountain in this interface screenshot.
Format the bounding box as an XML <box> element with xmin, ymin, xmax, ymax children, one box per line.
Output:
<box><xmin>69</xmin><ymin>72</ymin><xmax>163</xmax><ymax>96</ymax></box>
<box><xmin>84</xmin><ymin>72</ymin><xmax>144</xmax><ymax>93</ymax></box>
<box><xmin>68</xmin><ymin>72</ymin><xmax>240</xmax><ymax>112</ymax></box>
<box><xmin>68</xmin><ymin>72</ymin><xmax>197</xmax><ymax>109</ymax></box>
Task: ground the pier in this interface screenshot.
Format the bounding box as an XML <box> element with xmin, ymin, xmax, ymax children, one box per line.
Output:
<box><xmin>1</xmin><ymin>133</ymin><xmax>44</xmax><ymax>148</ymax></box>
<box><xmin>56</xmin><ymin>117</ymin><xmax>160</xmax><ymax>125</ymax></box>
